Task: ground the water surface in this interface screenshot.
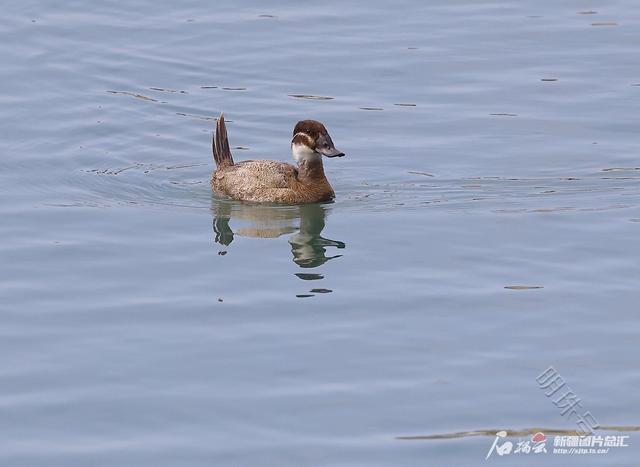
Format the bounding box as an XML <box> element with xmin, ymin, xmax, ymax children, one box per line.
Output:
<box><xmin>1</xmin><ymin>0</ymin><xmax>639</xmax><ymax>465</ymax></box>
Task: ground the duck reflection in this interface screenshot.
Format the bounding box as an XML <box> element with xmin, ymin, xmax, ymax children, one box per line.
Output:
<box><xmin>289</xmin><ymin>205</ymin><xmax>345</xmax><ymax>268</ymax></box>
<box><xmin>212</xmin><ymin>200</ymin><xmax>345</xmax><ymax>270</ymax></box>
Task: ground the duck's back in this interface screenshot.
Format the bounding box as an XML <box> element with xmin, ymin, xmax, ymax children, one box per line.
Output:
<box><xmin>212</xmin><ymin>160</ymin><xmax>298</xmax><ymax>203</ymax></box>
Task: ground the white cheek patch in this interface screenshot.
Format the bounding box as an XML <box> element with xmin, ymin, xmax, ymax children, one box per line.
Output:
<box><xmin>292</xmin><ymin>143</ymin><xmax>320</xmax><ymax>163</ymax></box>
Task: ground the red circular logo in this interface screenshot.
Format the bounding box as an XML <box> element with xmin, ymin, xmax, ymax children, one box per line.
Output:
<box><xmin>531</xmin><ymin>432</ymin><xmax>546</xmax><ymax>443</ymax></box>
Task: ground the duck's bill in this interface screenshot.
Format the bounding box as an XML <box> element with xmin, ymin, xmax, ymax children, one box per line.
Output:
<box><xmin>318</xmin><ymin>147</ymin><xmax>345</xmax><ymax>158</ymax></box>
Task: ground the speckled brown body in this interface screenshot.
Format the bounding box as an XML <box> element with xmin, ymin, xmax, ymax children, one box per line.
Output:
<box><xmin>212</xmin><ymin>159</ymin><xmax>335</xmax><ymax>204</ymax></box>
<box><xmin>210</xmin><ymin>114</ymin><xmax>343</xmax><ymax>204</ymax></box>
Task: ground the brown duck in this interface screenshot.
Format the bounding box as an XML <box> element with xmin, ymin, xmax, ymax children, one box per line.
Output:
<box><xmin>211</xmin><ymin>113</ymin><xmax>344</xmax><ymax>203</ymax></box>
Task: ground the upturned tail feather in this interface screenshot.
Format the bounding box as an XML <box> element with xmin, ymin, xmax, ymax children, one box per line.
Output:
<box><xmin>212</xmin><ymin>113</ymin><xmax>234</xmax><ymax>167</ymax></box>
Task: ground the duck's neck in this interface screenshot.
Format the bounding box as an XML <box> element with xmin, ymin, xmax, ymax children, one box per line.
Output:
<box><xmin>297</xmin><ymin>157</ymin><xmax>327</xmax><ymax>182</ymax></box>
<box><xmin>292</xmin><ymin>141</ymin><xmax>328</xmax><ymax>182</ymax></box>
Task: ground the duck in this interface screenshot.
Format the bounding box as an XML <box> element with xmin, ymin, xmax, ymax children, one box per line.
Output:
<box><xmin>211</xmin><ymin>113</ymin><xmax>345</xmax><ymax>204</ymax></box>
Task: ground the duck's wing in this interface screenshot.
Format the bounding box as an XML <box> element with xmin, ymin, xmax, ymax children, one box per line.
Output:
<box><xmin>212</xmin><ymin>160</ymin><xmax>298</xmax><ymax>201</ymax></box>
<box><xmin>231</xmin><ymin>160</ymin><xmax>297</xmax><ymax>188</ymax></box>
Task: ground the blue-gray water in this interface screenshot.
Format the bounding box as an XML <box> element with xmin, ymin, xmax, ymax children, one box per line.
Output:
<box><xmin>1</xmin><ymin>0</ymin><xmax>639</xmax><ymax>465</ymax></box>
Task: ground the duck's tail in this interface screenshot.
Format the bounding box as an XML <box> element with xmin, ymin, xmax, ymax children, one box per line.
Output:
<box><xmin>212</xmin><ymin>113</ymin><xmax>234</xmax><ymax>167</ymax></box>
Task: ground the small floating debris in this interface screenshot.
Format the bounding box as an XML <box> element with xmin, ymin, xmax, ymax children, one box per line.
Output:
<box><xmin>359</xmin><ymin>107</ymin><xmax>384</xmax><ymax>111</ymax></box>
<box><xmin>217</xmin><ymin>298</ymin><xmax>223</xmax><ymax>302</ymax></box>
<box><xmin>258</xmin><ymin>14</ymin><xmax>276</xmax><ymax>18</ymax></box>
<box><xmin>149</xmin><ymin>87</ymin><xmax>187</xmax><ymax>94</ymax></box>
<box><xmin>234</xmin><ymin>146</ymin><xmax>249</xmax><ymax>150</ymax></box>
<box><xmin>296</xmin><ymin>294</ymin><xmax>314</xmax><ymax>298</ymax></box>
<box><xmin>222</xmin><ymin>87</ymin><xmax>247</xmax><ymax>91</ymax></box>
<box><xmin>175</xmin><ymin>112</ymin><xmax>217</xmax><ymax>121</ymax></box>
<box><xmin>289</xmin><ymin>94</ymin><xmax>334</xmax><ymax>100</ymax></box>
<box><xmin>106</xmin><ymin>90</ymin><xmax>158</xmax><ymax>102</ymax></box>
<box><xmin>534</xmin><ymin>207</ymin><xmax>575</xmax><ymax>212</ymax></box>
<box><xmin>86</xmin><ymin>161</ymin><xmax>204</xmax><ymax>176</ymax></box>
<box><xmin>409</xmin><ymin>171</ymin><xmax>434</xmax><ymax>177</ymax></box>
<box><xmin>310</xmin><ymin>288</ymin><xmax>332</xmax><ymax>294</ymax></box>
<box><xmin>165</xmin><ymin>163</ymin><xmax>207</xmax><ymax>170</ymax></box>
<box><xmin>201</xmin><ymin>85</ymin><xmax>218</xmax><ymax>89</ymax></box>
<box><xmin>407</xmin><ymin>47</ymin><xmax>419</xmax><ymax>50</ymax></box>
<box><xmin>601</xmin><ymin>176</ymin><xmax>640</xmax><ymax>180</ymax></box>
<box><xmin>295</xmin><ymin>273</ymin><xmax>324</xmax><ymax>281</ymax></box>
<box><xmin>490</xmin><ymin>113</ymin><xmax>518</xmax><ymax>117</ymax></box>
<box><xmin>578</xmin><ymin>10</ymin><xmax>597</xmax><ymax>15</ymax></box>
<box><xmin>85</xmin><ymin>164</ymin><xmax>142</xmax><ymax>176</ymax></box>
<box><xmin>394</xmin><ymin>103</ymin><xmax>417</xmax><ymax>107</ymax></box>
<box><xmin>541</xmin><ymin>78</ymin><xmax>558</xmax><ymax>82</ymax></box>
<box><xmin>591</xmin><ymin>22</ymin><xmax>617</xmax><ymax>26</ymax></box>
<box><xmin>505</xmin><ymin>285</ymin><xmax>544</xmax><ymax>290</ymax></box>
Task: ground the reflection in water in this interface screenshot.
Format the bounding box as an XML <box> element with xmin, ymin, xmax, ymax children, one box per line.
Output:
<box><xmin>289</xmin><ymin>205</ymin><xmax>345</xmax><ymax>268</ymax></box>
<box><xmin>211</xmin><ymin>200</ymin><xmax>345</xmax><ymax>293</ymax></box>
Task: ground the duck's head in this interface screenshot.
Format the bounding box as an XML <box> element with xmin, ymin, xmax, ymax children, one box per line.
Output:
<box><xmin>291</xmin><ymin>120</ymin><xmax>345</xmax><ymax>163</ymax></box>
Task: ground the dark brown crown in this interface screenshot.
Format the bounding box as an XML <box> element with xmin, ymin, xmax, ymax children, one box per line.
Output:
<box><xmin>293</xmin><ymin>120</ymin><xmax>328</xmax><ymax>140</ymax></box>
